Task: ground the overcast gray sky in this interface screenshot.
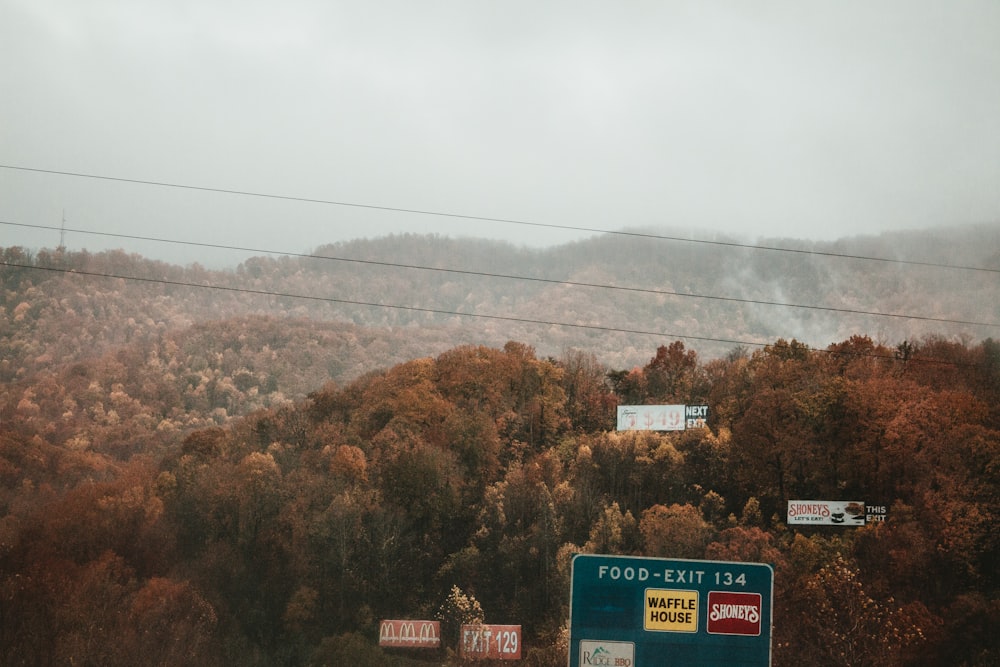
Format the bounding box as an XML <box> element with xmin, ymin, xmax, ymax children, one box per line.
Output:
<box><xmin>2</xmin><ymin>0</ymin><xmax>999</xmax><ymax>267</ymax></box>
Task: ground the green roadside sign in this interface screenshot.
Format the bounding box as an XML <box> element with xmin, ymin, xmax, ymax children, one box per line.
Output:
<box><xmin>569</xmin><ymin>554</ymin><xmax>773</xmax><ymax>666</ymax></box>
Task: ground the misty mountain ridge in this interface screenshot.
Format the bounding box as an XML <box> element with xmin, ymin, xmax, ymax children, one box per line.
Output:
<box><xmin>3</xmin><ymin>222</ymin><xmax>998</xmax><ymax>389</ymax></box>
<box><xmin>244</xmin><ymin>221</ymin><xmax>1000</xmax><ymax>362</ymax></box>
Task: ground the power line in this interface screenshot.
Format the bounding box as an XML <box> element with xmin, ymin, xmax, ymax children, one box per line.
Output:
<box><xmin>3</xmin><ymin>163</ymin><xmax>997</xmax><ymax>274</ymax></box>
<box><xmin>0</xmin><ymin>260</ymin><xmax>761</xmax><ymax>348</ymax></box>
<box><xmin>0</xmin><ymin>260</ymin><xmax>983</xmax><ymax>368</ymax></box>
<box><xmin>4</xmin><ymin>219</ymin><xmax>998</xmax><ymax>329</ymax></box>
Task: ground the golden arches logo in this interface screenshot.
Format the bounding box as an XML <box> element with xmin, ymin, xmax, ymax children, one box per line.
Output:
<box><xmin>379</xmin><ymin>620</ymin><xmax>440</xmax><ymax>647</ymax></box>
<box><xmin>379</xmin><ymin>621</ymin><xmax>397</xmax><ymax>641</ymax></box>
<box><xmin>399</xmin><ymin>622</ymin><xmax>417</xmax><ymax>640</ymax></box>
<box><xmin>419</xmin><ymin>622</ymin><xmax>439</xmax><ymax>641</ymax></box>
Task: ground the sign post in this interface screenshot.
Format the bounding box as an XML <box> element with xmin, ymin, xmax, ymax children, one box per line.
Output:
<box><xmin>569</xmin><ymin>554</ymin><xmax>773</xmax><ymax>666</ymax></box>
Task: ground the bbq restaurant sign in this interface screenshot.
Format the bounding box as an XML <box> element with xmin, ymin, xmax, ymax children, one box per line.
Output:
<box><xmin>786</xmin><ymin>501</ymin><xmax>866</xmax><ymax>526</ymax></box>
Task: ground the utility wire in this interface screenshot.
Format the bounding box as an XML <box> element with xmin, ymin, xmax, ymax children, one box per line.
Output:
<box><xmin>3</xmin><ymin>220</ymin><xmax>998</xmax><ymax>329</ymax></box>
<box><xmin>0</xmin><ymin>260</ymin><xmax>761</xmax><ymax>348</ymax></box>
<box><xmin>3</xmin><ymin>163</ymin><xmax>997</xmax><ymax>274</ymax></box>
<box><xmin>0</xmin><ymin>260</ymin><xmax>982</xmax><ymax>368</ymax></box>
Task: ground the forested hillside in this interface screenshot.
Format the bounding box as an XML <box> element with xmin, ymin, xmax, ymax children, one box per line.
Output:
<box><xmin>1</xmin><ymin>228</ymin><xmax>998</xmax><ymax>665</ymax></box>
<box><xmin>3</xmin><ymin>223</ymin><xmax>999</xmax><ymax>379</ymax></box>
<box><xmin>2</xmin><ymin>335</ymin><xmax>999</xmax><ymax>665</ymax></box>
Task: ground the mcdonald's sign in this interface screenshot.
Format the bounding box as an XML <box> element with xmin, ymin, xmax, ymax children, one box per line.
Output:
<box><xmin>378</xmin><ymin>619</ymin><xmax>441</xmax><ymax>648</ymax></box>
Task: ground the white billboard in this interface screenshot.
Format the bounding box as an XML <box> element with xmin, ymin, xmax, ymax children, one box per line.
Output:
<box><xmin>617</xmin><ymin>405</ymin><xmax>686</xmax><ymax>431</ymax></box>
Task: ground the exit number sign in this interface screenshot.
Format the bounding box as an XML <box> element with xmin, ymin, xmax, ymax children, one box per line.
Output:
<box><xmin>461</xmin><ymin>624</ymin><xmax>521</xmax><ymax>661</ymax></box>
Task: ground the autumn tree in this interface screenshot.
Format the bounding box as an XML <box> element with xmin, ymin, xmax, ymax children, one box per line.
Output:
<box><xmin>779</xmin><ymin>554</ymin><xmax>932</xmax><ymax>666</ymax></box>
<box><xmin>469</xmin><ymin>455</ymin><xmax>565</xmax><ymax>635</ymax></box>
<box><xmin>643</xmin><ymin>341</ymin><xmax>703</xmax><ymax>403</ymax></box>
<box><xmin>558</xmin><ymin>349</ymin><xmax>616</xmax><ymax>432</ymax></box>
<box><xmin>639</xmin><ymin>503</ymin><xmax>714</xmax><ymax>560</ymax></box>
<box><xmin>437</xmin><ymin>585</ymin><xmax>484</xmax><ymax>650</ymax></box>
<box><xmin>582</xmin><ymin>501</ymin><xmax>639</xmax><ymax>555</ymax></box>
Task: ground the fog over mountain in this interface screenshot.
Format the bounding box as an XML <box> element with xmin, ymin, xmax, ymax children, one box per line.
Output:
<box><xmin>3</xmin><ymin>223</ymin><xmax>997</xmax><ymax>385</ymax></box>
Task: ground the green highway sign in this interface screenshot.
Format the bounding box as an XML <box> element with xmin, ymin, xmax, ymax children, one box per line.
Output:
<box><xmin>569</xmin><ymin>554</ymin><xmax>773</xmax><ymax>666</ymax></box>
